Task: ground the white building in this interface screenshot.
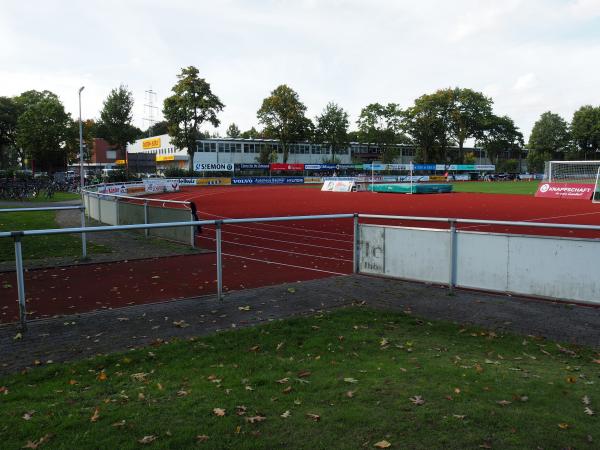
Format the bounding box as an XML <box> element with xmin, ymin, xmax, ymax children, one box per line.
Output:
<box><xmin>127</xmin><ymin>134</ymin><xmax>188</xmax><ymax>172</ymax></box>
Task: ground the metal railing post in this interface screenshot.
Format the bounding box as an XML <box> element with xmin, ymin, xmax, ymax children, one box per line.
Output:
<box><xmin>353</xmin><ymin>213</ymin><xmax>359</xmax><ymax>274</ymax></box>
<box><xmin>216</xmin><ymin>220</ymin><xmax>223</xmax><ymax>301</ymax></box>
<box><xmin>80</xmin><ymin>206</ymin><xmax>87</xmax><ymax>258</ymax></box>
<box><xmin>144</xmin><ymin>201</ymin><xmax>149</xmax><ymax>238</ymax></box>
<box><xmin>448</xmin><ymin>220</ymin><xmax>457</xmax><ymax>292</ymax></box>
<box><xmin>190</xmin><ymin>212</ymin><xmax>196</xmax><ymax>248</ymax></box>
<box><xmin>13</xmin><ymin>233</ymin><xmax>27</xmax><ymax>330</ymax></box>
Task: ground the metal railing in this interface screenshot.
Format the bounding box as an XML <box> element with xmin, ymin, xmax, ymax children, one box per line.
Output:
<box><xmin>3</xmin><ymin>212</ymin><xmax>600</xmax><ymax>330</ymax></box>
<box><xmin>0</xmin><ymin>213</ymin><xmax>356</xmax><ymax>329</ymax></box>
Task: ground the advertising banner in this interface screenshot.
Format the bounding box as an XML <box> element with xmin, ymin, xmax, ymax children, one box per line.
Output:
<box><xmin>414</xmin><ymin>163</ymin><xmax>436</xmax><ymax>171</ymax></box>
<box><xmin>304</xmin><ymin>164</ymin><xmax>338</xmax><ymax>170</ymax></box>
<box><xmin>321</xmin><ymin>180</ymin><xmax>355</xmax><ymax>192</ymax></box>
<box><xmin>196</xmin><ymin>177</ymin><xmax>232</xmax><ymax>186</ymax></box>
<box><xmin>143</xmin><ymin>179</ymin><xmax>180</xmax><ymax>193</ymax></box>
<box><xmin>363</xmin><ymin>164</ymin><xmax>386</xmax><ymax>171</ymax></box>
<box><xmin>535</xmin><ymin>183</ymin><xmax>594</xmax><ymax>200</ymax></box>
<box><xmin>304</xmin><ymin>176</ymin><xmax>324</xmax><ymax>183</ymax></box>
<box><xmin>97</xmin><ymin>184</ymin><xmax>128</xmax><ymax>194</ymax></box>
<box><xmin>194</xmin><ymin>162</ymin><xmax>234</xmax><ymax>172</ymax></box>
<box><xmin>238</xmin><ymin>163</ymin><xmax>270</xmax><ymax>170</ymax></box>
<box><xmin>269</xmin><ymin>163</ymin><xmax>305</xmax><ymax>171</ymax></box>
<box><xmin>142</xmin><ymin>137</ymin><xmax>161</xmax><ymax>150</ymax></box>
<box><xmin>231</xmin><ymin>177</ymin><xmax>304</xmax><ymax>185</ymax></box>
<box><xmin>176</xmin><ymin>178</ymin><xmax>199</xmax><ymax>186</ymax></box>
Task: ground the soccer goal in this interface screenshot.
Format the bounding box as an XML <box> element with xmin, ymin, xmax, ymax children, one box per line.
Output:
<box><xmin>543</xmin><ymin>161</ymin><xmax>600</xmax><ymax>203</ymax></box>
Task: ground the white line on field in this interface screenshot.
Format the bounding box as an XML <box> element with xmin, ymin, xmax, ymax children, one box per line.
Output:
<box><xmin>197</xmin><ymin>235</ymin><xmax>352</xmax><ymax>262</ymax></box>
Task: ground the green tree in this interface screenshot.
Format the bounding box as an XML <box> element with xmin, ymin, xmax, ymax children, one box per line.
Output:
<box><xmin>478</xmin><ymin>115</ymin><xmax>524</xmax><ymax>165</ymax></box>
<box><xmin>403</xmin><ymin>92</ymin><xmax>454</xmax><ymax>163</ymax></box>
<box><xmin>0</xmin><ymin>96</ymin><xmax>20</xmax><ymax>168</ymax></box>
<box><xmin>241</xmin><ymin>127</ymin><xmax>260</xmax><ymax>139</ymax></box>
<box><xmin>163</xmin><ymin>66</ymin><xmax>224</xmax><ymax>170</ymax></box>
<box><xmin>257</xmin><ymin>85</ymin><xmax>312</xmax><ymax>162</ymax></box>
<box><xmin>15</xmin><ymin>93</ymin><xmax>71</xmax><ymax>172</ymax></box>
<box><xmin>356</xmin><ymin>103</ymin><xmax>406</xmax><ymax>163</ymax></box>
<box><xmin>570</xmin><ymin>105</ymin><xmax>600</xmax><ymax>159</ymax></box>
<box><xmin>97</xmin><ymin>85</ymin><xmax>139</xmax><ymax>157</ymax></box>
<box><xmin>527</xmin><ymin>111</ymin><xmax>571</xmax><ymax>171</ymax></box>
<box><xmin>226</xmin><ymin>123</ymin><xmax>241</xmax><ymax>138</ymax></box>
<box><xmin>448</xmin><ymin>88</ymin><xmax>494</xmax><ymax>162</ymax></box>
<box><xmin>314</xmin><ymin>102</ymin><xmax>349</xmax><ymax>160</ymax></box>
<box><xmin>146</xmin><ymin>120</ymin><xmax>169</xmax><ymax>137</ymax></box>
<box><xmin>65</xmin><ymin>118</ymin><xmax>97</xmax><ymax>164</ymax></box>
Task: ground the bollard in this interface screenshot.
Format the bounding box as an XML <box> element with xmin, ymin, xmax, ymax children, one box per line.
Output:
<box><xmin>80</xmin><ymin>207</ymin><xmax>87</xmax><ymax>258</ymax></box>
<box><xmin>448</xmin><ymin>220</ymin><xmax>457</xmax><ymax>292</ymax></box>
<box><xmin>353</xmin><ymin>213</ymin><xmax>359</xmax><ymax>274</ymax></box>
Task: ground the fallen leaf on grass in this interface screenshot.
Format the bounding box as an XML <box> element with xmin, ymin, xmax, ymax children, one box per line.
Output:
<box><xmin>235</xmin><ymin>405</ymin><xmax>247</xmax><ymax>416</ymax></box>
<box><xmin>246</xmin><ymin>415</ymin><xmax>266</xmax><ymax>424</ymax></box>
<box><xmin>582</xmin><ymin>396</ymin><xmax>591</xmax><ymax>405</ymax></box>
<box><xmin>584</xmin><ymin>407</ymin><xmax>595</xmax><ymax>416</ymax></box>
<box><xmin>213</xmin><ymin>408</ymin><xmax>226</xmax><ymax>417</ymax></box>
<box><xmin>306</xmin><ymin>413</ymin><xmax>320</xmax><ymax>421</ymax></box>
<box><xmin>173</xmin><ymin>320</ymin><xmax>189</xmax><ymax>328</ymax></box>
<box><xmin>196</xmin><ymin>435</ymin><xmax>209</xmax><ymax>442</ymax></box>
<box><xmin>282</xmin><ymin>386</ymin><xmax>292</xmax><ymax>394</ymax></box>
<box><xmin>496</xmin><ymin>400</ymin><xmax>511</xmax><ymax>406</ymax></box>
<box><xmin>22</xmin><ymin>411</ymin><xmax>35</xmax><ymax>421</ymax></box>
<box><xmin>238</xmin><ymin>305</ymin><xmax>250</xmax><ymax>311</ymax></box>
<box><xmin>90</xmin><ymin>408</ymin><xmax>100</xmax><ymax>422</ymax></box>
<box><xmin>249</xmin><ymin>345</ymin><xmax>260</xmax><ymax>352</ymax></box>
<box><xmin>566</xmin><ymin>376</ymin><xmax>577</xmax><ymax>384</ymax></box>
<box><xmin>344</xmin><ymin>377</ymin><xmax>358</xmax><ymax>384</ymax></box>
<box><xmin>298</xmin><ymin>370</ymin><xmax>311</xmax><ymax>378</ymax></box>
<box><xmin>97</xmin><ymin>372</ymin><xmax>107</xmax><ymax>382</ymax></box>
<box><xmin>131</xmin><ymin>372</ymin><xmax>148</xmax><ymax>382</ymax></box>
<box><xmin>281</xmin><ymin>410</ymin><xmax>291</xmax><ymax>418</ymax></box>
<box><xmin>112</xmin><ymin>420</ymin><xmax>126</xmax><ymax>427</ymax></box>
<box><xmin>374</xmin><ymin>440</ymin><xmax>392</xmax><ymax>448</ymax></box>
<box><xmin>177</xmin><ymin>390</ymin><xmax>189</xmax><ymax>397</ymax></box>
<box><xmin>453</xmin><ymin>414</ymin><xmax>466</xmax><ymax>420</ymax></box>
<box><xmin>346</xmin><ymin>390</ymin><xmax>356</xmax><ymax>398</ymax></box>
<box><xmin>287</xmin><ymin>287</ymin><xmax>296</xmax><ymax>294</ymax></box>
<box><xmin>276</xmin><ymin>378</ymin><xmax>289</xmax><ymax>384</ymax></box>
<box><xmin>558</xmin><ymin>423</ymin><xmax>569</xmax><ymax>430</ymax></box>
<box><xmin>409</xmin><ymin>395</ymin><xmax>425</xmax><ymax>405</ymax></box>
<box><xmin>13</xmin><ymin>332</ymin><xmax>22</xmax><ymax>340</ymax></box>
<box><xmin>276</xmin><ymin>342</ymin><xmax>285</xmax><ymax>350</ymax></box>
<box><xmin>138</xmin><ymin>435</ymin><xmax>157</xmax><ymax>444</ymax></box>
<box><xmin>22</xmin><ymin>434</ymin><xmax>53</xmax><ymax>449</ymax></box>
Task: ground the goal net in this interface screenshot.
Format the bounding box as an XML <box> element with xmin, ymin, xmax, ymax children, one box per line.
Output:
<box><xmin>542</xmin><ymin>161</ymin><xmax>600</xmax><ymax>203</ymax></box>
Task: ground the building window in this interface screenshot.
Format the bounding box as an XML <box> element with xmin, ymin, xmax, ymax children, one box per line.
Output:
<box><xmin>235</xmin><ymin>143</ymin><xmax>241</xmax><ymax>153</ymax></box>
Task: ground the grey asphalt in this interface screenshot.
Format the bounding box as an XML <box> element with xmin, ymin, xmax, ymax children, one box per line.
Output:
<box><xmin>1</xmin><ymin>274</ymin><xmax>599</xmax><ymax>377</ymax></box>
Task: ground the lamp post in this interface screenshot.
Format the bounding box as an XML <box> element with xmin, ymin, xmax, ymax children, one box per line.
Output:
<box><xmin>78</xmin><ymin>86</ymin><xmax>85</xmax><ymax>188</ymax></box>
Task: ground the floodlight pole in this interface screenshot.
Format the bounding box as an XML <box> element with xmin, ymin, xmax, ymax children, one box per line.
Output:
<box><xmin>78</xmin><ymin>86</ymin><xmax>85</xmax><ymax>188</ymax></box>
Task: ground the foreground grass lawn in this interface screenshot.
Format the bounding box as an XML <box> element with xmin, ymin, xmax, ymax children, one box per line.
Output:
<box><xmin>451</xmin><ymin>181</ymin><xmax>539</xmax><ymax>195</ymax></box>
<box><xmin>1</xmin><ymin>308</ymin><xmax>598</xmax><ymax>449</ymax></box>
<box><xmin>0</xmin><ymin>210</ymin><xmax>108</xmax><ymax>261</ymax></box>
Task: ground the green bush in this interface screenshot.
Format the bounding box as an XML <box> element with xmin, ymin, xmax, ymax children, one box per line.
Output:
<box><xmin>106</xmin><ymin>169</ymin><xmax>138</xmax><ymax>182</ymax></box>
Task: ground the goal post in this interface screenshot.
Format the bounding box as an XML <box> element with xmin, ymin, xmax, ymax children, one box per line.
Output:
<box><xmin>594</xmin><ymin>167</ymin><xmax>600</xmax><ymax>204</ymax></box>
<box><xmin>544</xmin><ymin>160</ymin><xmax>600</xmax><ymax>184</ymax></box>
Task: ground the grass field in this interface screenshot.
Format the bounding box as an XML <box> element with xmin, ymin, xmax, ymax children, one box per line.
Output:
<box><xmin>0</xmin><ymin>211</ymin><xmax>107</xmax><ymax>261</ymax></box>
<box><xmin>1</xmin><ymin>308</ymin><xmax>598</xmax><ymax>449</ymax></box>
<box><xmin>451</xmin><ymin>181</ymin><xmax>539</xmax><ymax>195</ymax></box>
<box><xmin>0</xmin><ymin>192</ymin><xmax>82</xmax><ymax>203</ymax></box>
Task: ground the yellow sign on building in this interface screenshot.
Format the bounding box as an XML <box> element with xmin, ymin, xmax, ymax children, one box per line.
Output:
<box><xmin>142</xmin><ymin>137</ymin><xmax>161</xmax><ymax>149</ymax></box>
<box><xmin>156</xmin><ymin>155</ymin><xmax>175</xmax><ymax>162</ymax></box>
<box><xmin>115</xmin><ymin>159</ymin><xmax>126</xmax><ymax>165</ymax></box>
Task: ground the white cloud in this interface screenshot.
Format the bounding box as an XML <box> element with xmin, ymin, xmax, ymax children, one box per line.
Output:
<box><xmin>1</xmin><ymin>0</ymin><xmax>600</xmax><ymax>140</ymax></box>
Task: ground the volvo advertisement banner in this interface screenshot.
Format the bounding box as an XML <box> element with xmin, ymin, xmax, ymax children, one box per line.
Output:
<box><xmin>231</xmin><ymin>177</ymin><xmax>304</xmax><ymax>185</ymax></box>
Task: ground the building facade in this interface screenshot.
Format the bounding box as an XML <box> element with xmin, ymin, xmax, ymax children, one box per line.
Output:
<box><xmin>127</xmin><ymin>134</ymin><xmax>188</xmax><ymax>172</ymax></box>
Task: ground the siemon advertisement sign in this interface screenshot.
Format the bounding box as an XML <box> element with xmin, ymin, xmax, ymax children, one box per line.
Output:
<box><xmin>194</xmin><ymin>162</ymin><xmax>234</xmax><ymax>172</ymax></box>
<box><xmin>535</xmin><ymin>183</ymin><xmax>594</xmax><ymax>200</ymax></box>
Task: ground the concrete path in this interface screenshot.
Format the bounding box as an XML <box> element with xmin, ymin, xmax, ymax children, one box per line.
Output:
<box><xmin>2</xmin><ymin>275</ymin><xmax>599</xmax><ymax>376</ymax></box>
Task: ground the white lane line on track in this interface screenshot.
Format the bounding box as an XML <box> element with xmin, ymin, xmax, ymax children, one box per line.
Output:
<box><xmin>197</xmin><ymin>235</ymin><xmax>353</xmax><ymax>262</ymax></box>
<box><xmin>201</xmin><ymin>221</ymin><xmax>351</xmax><ymax>243</ymax></box>
<box><xmin>222</xmin><ymin>252</ymin><xmax>349</xmax><ymax>276</ymax></box>
<box><xmin>200</xmin><ymin>227</ymin><xmax>353</xmax><ymax>252</ymax></box>
<box><xmin>197</xmin><ymin>211</ymin><xmax>352</xmax><ymax>237</ymax></box>
<box><xmin>456</xmin><ymin>210</ymin><xmax>600</xmax><ymax>231</ymax></box>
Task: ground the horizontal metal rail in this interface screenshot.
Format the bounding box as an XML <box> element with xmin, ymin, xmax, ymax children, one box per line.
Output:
<box><xmin>359</xmin><ymin>214</ymin><xmax>600</xmax><ymax>231</ymax></box>
<box><xmin>83</xmin><ymin>189</ymin><xmax>190</xmax><ymax>206</ymax></box>
<box><xmin>0</xmin><ymin>214</ymin><xmax>355</xmax><ymax>238</ymax></box>
<box><xmin>0</xmin><ymin>205</ymin><xmax>83</xmax><ymax>213</ymax></box>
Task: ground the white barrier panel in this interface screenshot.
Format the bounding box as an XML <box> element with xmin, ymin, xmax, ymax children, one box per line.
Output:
<box><xmin>321</xmin><ymin>179</ymin><xmax>355</xmax><ymax>192</ymax></box>
<box><xmin>359</xmin><ymin>224</ymin><xmax>600</xmax><ymax>304</ymax></box>
<box><xmin>98</xmin><ymin>198</ymin><xmax>118</xmax><ymax>225</ymax></box>
<box><xmin>143</xmin><ymin>179</ymin><xmax>180</xmax><ymax>193</ymax></box>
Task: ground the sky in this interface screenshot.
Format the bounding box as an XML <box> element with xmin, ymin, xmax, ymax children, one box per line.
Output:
<box><xmin>1</xmin><ymin>0</ymin><xmax>600</xmax><ymax>141</ymax></box>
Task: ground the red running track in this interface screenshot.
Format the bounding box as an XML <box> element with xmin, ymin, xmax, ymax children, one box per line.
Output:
<box><xmin>1</xmin><ymin>185</ymin><xmax>599</xmax><ymax>323</ymax></box>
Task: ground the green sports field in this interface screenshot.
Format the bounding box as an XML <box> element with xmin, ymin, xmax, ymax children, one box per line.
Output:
<box><xmin>450</xmin><ymin>181</ymin><xmax>539</xmax><ymax>195</ymax></box>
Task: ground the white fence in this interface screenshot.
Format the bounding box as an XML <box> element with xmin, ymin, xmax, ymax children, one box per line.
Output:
<box><xmin>359</xmin><ymin>223</ymin><xmax>600</xmax><ymax>304</ymax></box>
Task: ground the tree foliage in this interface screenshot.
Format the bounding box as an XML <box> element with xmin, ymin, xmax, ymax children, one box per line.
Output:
<box><xmin>241</xmin><ymin>127</ymin><xmax>260</xmax><ymax>139</ymax></box>
<box><xmin>570</xmin><ymin>105</ymin><xmax>600</xmax><ymax>159</ymax></box>
<box><xmin>356</xmin><ymin>103</ymin><xmax>406</xmax><ymax>163</ymax></box>
<box><xmin>0</xmin><ymin>96</ymin><xmax>20</xmax><ymax>168</ymax></box>
<box><xmin>97</xmin><ymin>85</ymin><xmax>139</xmax><ymax>155</ymax></box>
<box><xmin>145</xmin><ymin>120</ymin><xmax>169</xmax><ymax>137</ymax></box>
<box><xmin>314</xmin><ymin>102</ymin><xmax>349</xmax><ymax>159</ymax></box>
<box><xmin>478</xmin><ymin>115</ymin><xmax>524</xmax><ymax>164</ymax></box>
<box><xmin>15</xmin><ymin>92</ymin><xmax>71</xmax><ymax>172</ymax></box>
<box><xmin>163</xmin><ymin>66</ymin><xmax>224</xmax><ymax>169</ymax></box>
<box><xmin>226</xmin><ymin>123</ymin><xmax>241</xmax><ymax>138</ymax></box>
<box><xmin>257</xmin><ymin>85</ymin><xmax>312</xmax><ymax>162</ymax></box>
<box><xmin>527</xmin><ymin>111</ymin><xmax>571</xmax><ymax>171</ymax></box>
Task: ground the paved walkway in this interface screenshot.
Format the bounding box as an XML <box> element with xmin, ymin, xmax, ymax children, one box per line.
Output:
<box><xmin>2</xmin><ymin>275</ymin><xmax>599</xmax><ymax>376</ymax></box>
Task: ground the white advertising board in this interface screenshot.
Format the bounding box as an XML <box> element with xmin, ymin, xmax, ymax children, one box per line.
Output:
<box><xmin>143</xmin><ymin>179</ymin><xmax>180</xmax><ymax>193</ymax></box>
<box><xmin>321</xmin><ymin>180</ymin><xmax>355</xmax><ymax>192</ymax></box>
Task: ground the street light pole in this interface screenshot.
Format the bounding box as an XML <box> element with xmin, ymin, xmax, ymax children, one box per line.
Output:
<box><xmin>78</xmin><ymin>86</ymin><xmax>85</xmax><ymax>188</ymax></box>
